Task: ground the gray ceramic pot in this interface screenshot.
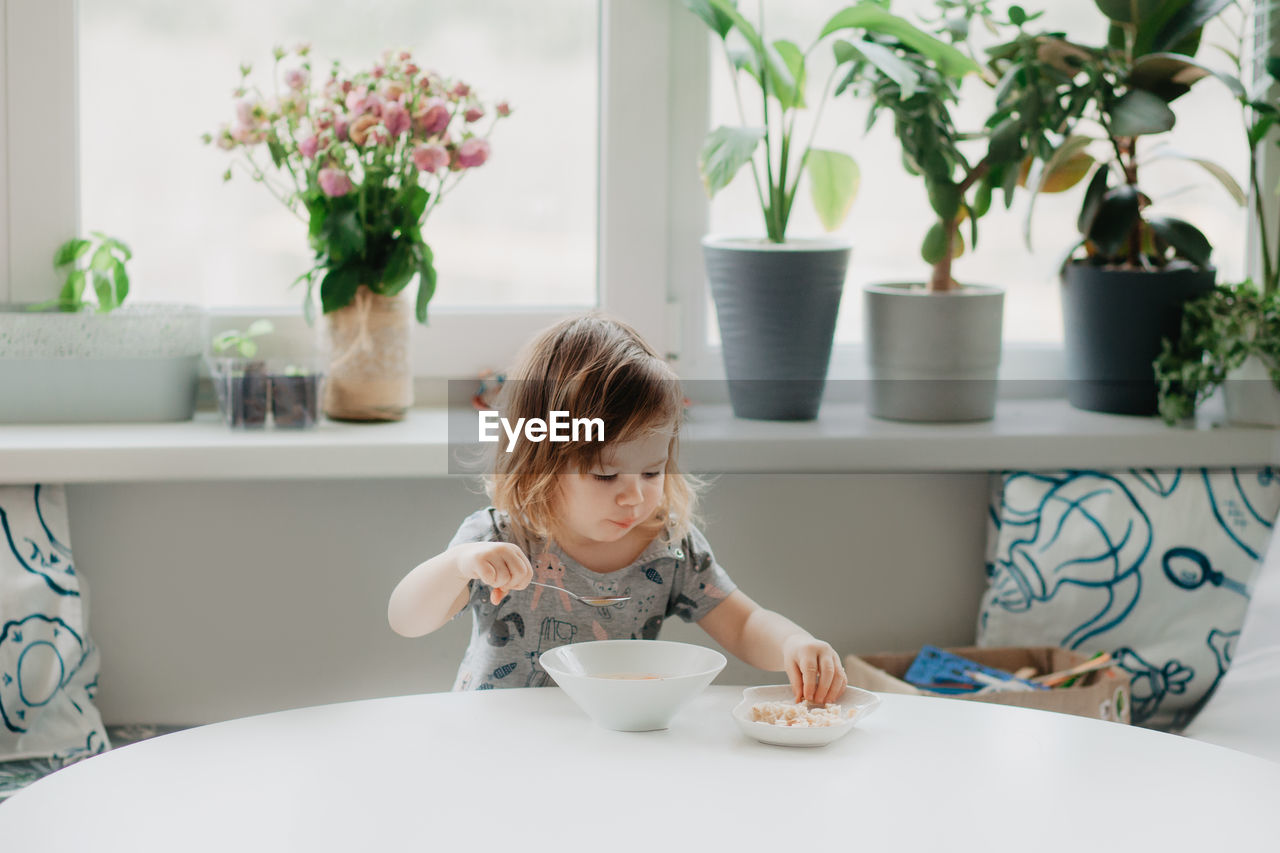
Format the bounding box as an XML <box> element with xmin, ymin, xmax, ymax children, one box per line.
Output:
<box><xmin>0</xmin><ymin>304</ymin><xmax>206</xmax><ymax>423</ymax></box>
<box><xmin>702</xmin><ymin>237</ymin><xmax>850</xmax><ymax>421</ymax></box>
<box><xmin>1062</xmin><ymin>261</ymin><xmax>1215</xmax><ymax>416</ymax></box>
<box><xmin>864</xmin><ymin>283</ymin><xmax>1005</xmax><ymax>422</ymax></box>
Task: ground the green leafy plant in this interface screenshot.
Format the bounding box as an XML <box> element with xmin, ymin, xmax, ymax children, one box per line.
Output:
<box><xmin>1027</xmin><ymin>0</ymin><xmax>1237</xmax><ymax>270</ymax></box>
<box><xmin>834</xmin><ymin>1</ymin><xmax>1093</xmax><ymax>291</ymax></box>
<box><xmin>35</xmin><ymin>232</ymin><xmax>132</xmax><ymax>313</ymax></box>
<box><xmin>212</xmin><ymin>319</ymin><xmax>275</xmax><ymax>359</ymax></box>
<box><xmin>1156</xmin><ymin>282</ymin><xmax>1280</xmax><ymax>422</ymax></box>
<box><xmin>682</xmin><ymin>0</ymin><xmax>972</xmax><ymax>242</ymax></box>
<box><xmin>1156</xmin><ymin>12</ymin><xmax>1280</xmax><ymax>423</ymax></box>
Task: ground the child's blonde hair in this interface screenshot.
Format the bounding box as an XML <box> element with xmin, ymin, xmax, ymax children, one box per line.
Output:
<box><xmin>486</xmin><ymin>313</ymin><xmax>696</xmax><ymax>546</ymax></box>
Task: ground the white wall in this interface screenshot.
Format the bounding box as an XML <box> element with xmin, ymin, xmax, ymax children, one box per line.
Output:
<box><xmin>67</xmin><ymin>474</ymin><xmax>991</xmax><ymax>725</ymax></box>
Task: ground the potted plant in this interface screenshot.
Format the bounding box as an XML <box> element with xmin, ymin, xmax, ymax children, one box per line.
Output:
<box><xmin>210</xmin><ymin>320</ymin><xmax>274</xmax><ymax>429</ymax></box>
<box><xmin>270</xmin><ymin>363</ymin><xmax>324</xmax><ymax>429</ymax></box>
<box><xmin>0</xmin><ymin>233</ymin><xmax>206</xmax><ymax>423</ymax></box>
<box><xmin>682</xmin><ymin>0</ymin><xmax>971</xmax><ymax>420</ymax></box>
<box><xmin>207</xmin><ymin>45</ymin><xmax>509</xmax><ymax>422</ymax></box>
<box><xmin>1156</xmin><ymin>49</ymin><xmax>1280</xmax><ymax>426</ymax></box>
<box><xmin>1025</xmin><ymin>0</ymin><xmax>1235</xmax><ymax>416</ymax></box>
<box><xmin>832</xmin><ymin>2</ymin><xmax>1094</xmax><ymax>421</ymax></box>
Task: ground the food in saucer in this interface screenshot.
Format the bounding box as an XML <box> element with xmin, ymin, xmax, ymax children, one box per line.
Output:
<box><xmin>750</xmin><ymin>700</ymin><xmax>852</xmax><ymax>727</ymax></box>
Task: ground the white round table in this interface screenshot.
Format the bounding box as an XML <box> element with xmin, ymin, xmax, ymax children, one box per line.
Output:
<box><xmin>1</xmin><ymin>686</ymin><xmax>1276</xmax><ymax>851</ymax></box>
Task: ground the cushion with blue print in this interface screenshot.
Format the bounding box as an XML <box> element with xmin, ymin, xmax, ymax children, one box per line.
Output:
<box><xmin>0</xmin><ymin>485</ymin><xmax>109</xmax><ymax>765</ymax></box>
<box><xmin>978</xmin><ymin>468</ymin><xmax>1280</xmax><ymax>730</ymax></box>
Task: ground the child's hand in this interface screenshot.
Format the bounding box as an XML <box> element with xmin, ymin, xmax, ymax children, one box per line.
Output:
<box><xmin>454</xmin><ymin>542</ymin><xmax>533</xmax><ymax>605</ymax></box>
<box><xmin>781</xmin><ymin>635</ymin><xmax>848</xmax><ymax>705</ymax></box>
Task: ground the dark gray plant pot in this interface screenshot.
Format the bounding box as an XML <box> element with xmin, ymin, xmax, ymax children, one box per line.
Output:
<box><xmin>703</xmin><ymin>237</ymin><xmax>850</xmax><ymax>421</ymax></box>
<box><xmin>864</xmin><ymin>283</ymin><xmax>1004</xmax><ymax>422</ymax></box>
<box><xmin>1061</xmin><ymin>261</ymin><xmax>1215</xmax><ymax>416</ymax></box>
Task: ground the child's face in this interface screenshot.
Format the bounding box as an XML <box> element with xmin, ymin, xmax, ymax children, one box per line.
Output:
<box><xmin>556</xmin><ymin>430</ymin><xmax>672</xmax><ymax>546</ymax></box>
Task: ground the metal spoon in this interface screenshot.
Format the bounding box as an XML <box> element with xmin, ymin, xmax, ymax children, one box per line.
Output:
<box><xmin>526</xmin><ymin>580</ymin><xmax>630</xmax><ymax>607</ymax></box>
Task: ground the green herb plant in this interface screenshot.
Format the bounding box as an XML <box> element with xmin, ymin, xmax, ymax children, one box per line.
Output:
<box><xmin>212</xmin><ymin>319</ymin><xmax>275</xmax><ymax>360</ymax></box>
<box><xmin>1156</xmin><ymin>11</ymin><xmax>1280</xmax><ymax>424</ymax></box>
<box><xmin>35</xmin><ymin>232</ymin><xmax>133</xmax><ymax>313</ymax></box>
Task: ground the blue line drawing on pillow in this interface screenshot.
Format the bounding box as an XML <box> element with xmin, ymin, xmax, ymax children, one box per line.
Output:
<box><xmin>988</xmin><ymin>471</ymin><xmax>1153</xmax><ymax>649</ymax></box>
<box><xmin>1161</xmin><ymin>547</ymin><xmax>1248</xmax><ymax>597</ymax></box>
<box><xmin>1202</xmin><ymin>468</ymin><xmax>1279</xmax><ymax>561</ymax></box>
<box><xmin>1131</xmin><ymin>469</ymin><xmax>1181</xmax><ymax>498</ymax></box>
<box><xmin>1171</xmin><ymin>629</ymin><xmax>1238</xmax><ymax>730</ymax></box>
<box><xmin>1114</xmin><ymin>647</ymin><xmax>1193</xmax><ymax>725</ymax></box>
<box><xmin>0</xmin><ymin>486</ymin><xmax>78</xmax><ymax>597</ymax></box>
<box><xmin>53</xmin><ymin>728</ymin><xmax>107</xmax><ymax>764</ymax></box>
<box><xmin>32</xmin><ymin>485</ymin><xmax>73</xmax><ymax>565</ymax></box>
<box><xmin>0</xmin><ymin>614</ymin><xmax>90</xmax><ymax>734</ymax></box>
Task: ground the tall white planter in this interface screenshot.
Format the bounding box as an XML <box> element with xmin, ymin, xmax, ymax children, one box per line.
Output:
<box><xmin>864</xmin><ymin>283</ymin><xmax>1004</xmax><ymax>422</ymax></box>
<box><xmin>1224</xmin><ymin>356</ymin><xmax>1280</xmax><ymax>427</ymax></box>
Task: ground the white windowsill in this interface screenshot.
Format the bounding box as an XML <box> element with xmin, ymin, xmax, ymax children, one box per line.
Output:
<box><xmin>1</xmin><ymin>400</ymin><xmax>1277</xmax><ymax>484</ymax></box>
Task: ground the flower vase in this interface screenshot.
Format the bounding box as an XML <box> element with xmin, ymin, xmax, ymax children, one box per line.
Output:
<box><xmin>323</xmin><ymin>285</ymin><xmax>413</xmax><ymax>421</ymax></box>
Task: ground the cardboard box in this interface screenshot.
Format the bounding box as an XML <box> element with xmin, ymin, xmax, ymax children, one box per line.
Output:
<box><xmin>845</xmin><ymin>646</ymin><xmax>1131</xmax><ymax>724</ymax></box>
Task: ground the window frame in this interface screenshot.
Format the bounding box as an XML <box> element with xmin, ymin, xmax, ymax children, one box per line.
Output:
<box><xmin>2</xmin><ymin>0</ymin><xmax>674</xmax><ymax>381</ymax></box>
<box><xmin>3</xmin><ymin>1</ymin><xmax>1273</xmax><ymax>393</ymax></box>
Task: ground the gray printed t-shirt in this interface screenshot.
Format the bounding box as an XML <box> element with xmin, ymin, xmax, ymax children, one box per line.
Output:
<box><xmin>447</xmin><ymin>507</ymin><xmax>737</xmax><ymax>690</ymax></box>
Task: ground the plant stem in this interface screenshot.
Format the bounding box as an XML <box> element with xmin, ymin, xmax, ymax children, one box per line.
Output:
<box><xmin>237</xmin><ymin>157</ymin><xmax>307</xmax><ymax>224</ymax></box>
<box><xmin>1123</xmin><ymin>136</ymin><xmax>1142</xmax><ymax>268</ymax></box>
<box><xmin>784</xmin><ymin>65</ymin><xmax>839</xmax><ymax>223</ymax></box>
<box><xmin>929</xmin><ymin>159</ymin><xmax>991</xmax><ymax>293</ymax></box>
<box><xmin>722</xmin><ymin>44</ymin><xmax>770</xmax><ymax>240</ymax></box>
<box><xmin>777</xmin><ymin>108</ymin><xmax>794</xmax><ymax>237</ymax></box>
<box><xmin>1251</xmin><ymin>156</ymin><xmax>1275</xmax><ymax>293</ymax></box>
<box><xmin>762</xmin><ymin>83</ymin><xmax>780</xmax><ymax>241</ymax></box>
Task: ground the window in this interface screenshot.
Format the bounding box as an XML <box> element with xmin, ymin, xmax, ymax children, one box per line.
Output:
<box><xmin>686</xmin><ymin>0</ymin><xmax>1250</xmax><ymax>376</ymax></box>
<box><xmin>78</xmin><ymin>0</ymin><xmax>598</xmax><ymax>311</ymax></box>
<box><xmin>2</xmin><ymin>0</ymin><xmax>674</xmax><ymax>379</ymax></box>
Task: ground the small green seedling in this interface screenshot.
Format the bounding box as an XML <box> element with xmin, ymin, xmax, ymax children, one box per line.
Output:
<box><xmin>212</xmin><ymin>319</ymin><xmax>275</xmax><ymax>358</ymax></box>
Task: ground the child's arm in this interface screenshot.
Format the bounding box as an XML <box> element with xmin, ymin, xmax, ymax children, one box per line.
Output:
<box><xmin>697</xmin><ymin>590</ymin><xmax>848</xmax><ymax>705</ymax></box>
<box><xmin>388</xmin><ymin>542</ymin><xmax>534</xmax><ymax>638</ymax></box>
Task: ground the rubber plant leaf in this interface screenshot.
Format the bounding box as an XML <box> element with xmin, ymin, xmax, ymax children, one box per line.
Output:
<box><xmin>1148</xmin><ymin>215</ymin><xmax>1213</xmax><ymax>267</ymax></box>
<box><xmin>1110</xmin><ymin>89</ymin><xmax>1176</xmax><ymax>136</ymax></box>
<box><xmin>1128</xmin><ymin>53</ymin><xmax>1241</xmax><ymax>102</ymax></box>
<box><xmin>1150</xmin><ymin>0</ymin><xmax>1232</xmax><ymax>56</ymax></box>
<box><xmin>1087</xmin><ymin>185</ymin><xmax>1141</xmax><ymax>257</ymax></box>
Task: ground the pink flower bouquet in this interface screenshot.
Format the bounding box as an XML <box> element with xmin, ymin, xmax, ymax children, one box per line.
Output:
<box><xmin>206</xmin><ymin>45</ymin><xmax>509</xmax><ymax>323</ymax></box>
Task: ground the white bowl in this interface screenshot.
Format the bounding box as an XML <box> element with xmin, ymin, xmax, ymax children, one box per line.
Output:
<box><xmin>732</xmin><ymin>685</ymin><xmax>881</xmax><ymax>747</ymax></box>
<box><xmin>540</xmin><ymin>640</ymin><xmax>727</xmax><ymax>731</ymax></box>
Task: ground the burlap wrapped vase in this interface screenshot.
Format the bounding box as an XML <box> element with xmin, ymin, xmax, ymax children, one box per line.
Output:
<box><xmin>323</xmin><ymin>285</ymin><xmax>413</xmax><ymax>421</ymax></box>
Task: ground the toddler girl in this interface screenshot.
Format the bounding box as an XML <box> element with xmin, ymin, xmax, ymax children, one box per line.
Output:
<box><xmin>388</xmin><ymin>314</ymin><xmax>847</xmax><ymax>702</ymax></box>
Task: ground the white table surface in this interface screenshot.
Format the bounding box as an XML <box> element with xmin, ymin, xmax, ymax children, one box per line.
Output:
<box><xmin>1</xmin><ymin>686</ymin><xmax>1277</xmax><ymax>852</ymax></box>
